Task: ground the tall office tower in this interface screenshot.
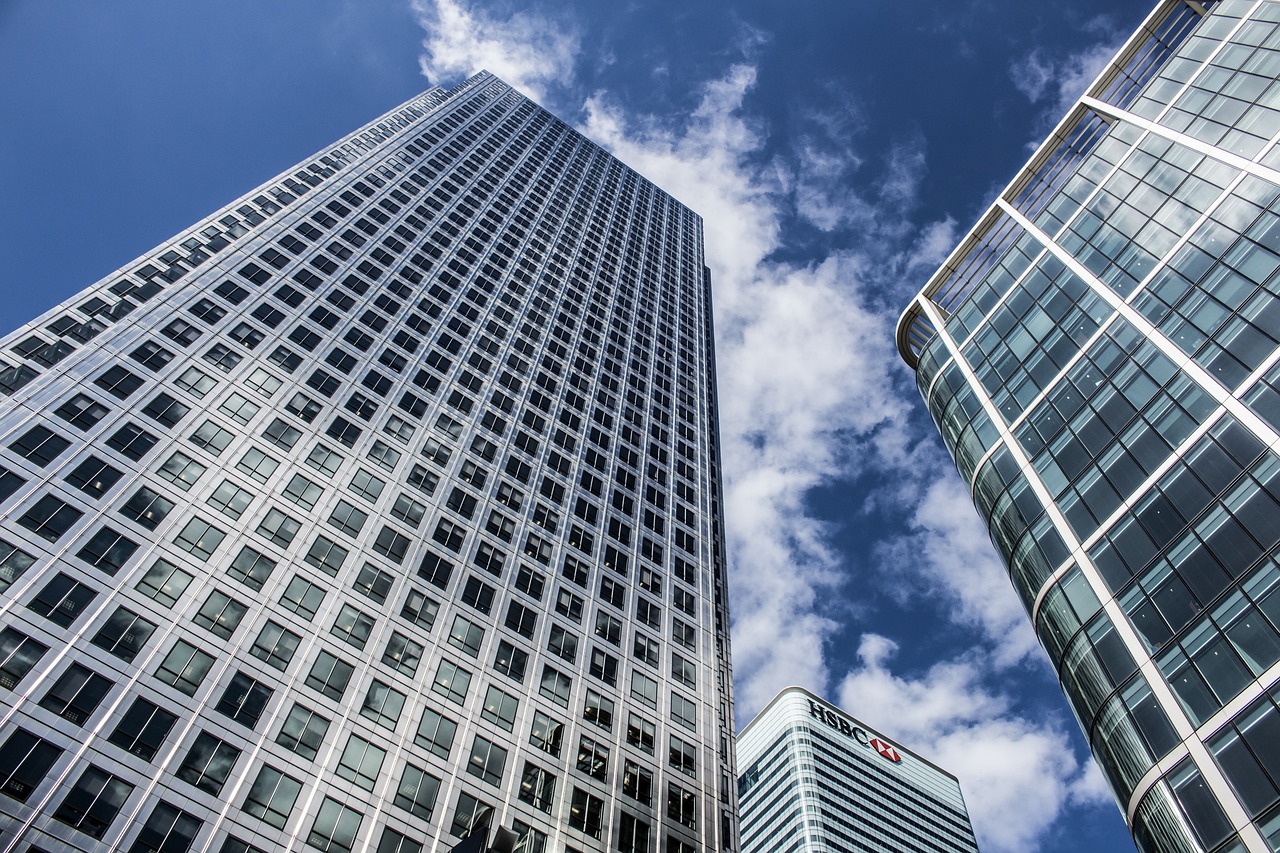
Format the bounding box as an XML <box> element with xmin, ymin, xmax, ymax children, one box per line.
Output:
<box><xmin>736</xmin><ymin>688</ymin><xmax>978</xmax><ymax>853</ymax></box>
<box><xmin>897</xmin><ymin>0</ymin><xmax>1280</xmax><ymax>850</ymax></box>
<box><xmin>0</xmin><ymin>70</ymin><xmax>737</xmax><ymax>853</ymax></box>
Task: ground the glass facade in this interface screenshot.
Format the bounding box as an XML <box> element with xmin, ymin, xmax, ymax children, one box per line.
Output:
<box><xmin>897</xmin><ymin>2</ymin><xmax>1280</xmax><ymax>851</ymax></box>
<box><xmin>736</xmin><ymin>687</ymin><xmax>978</xmax><ymax>853</ymax></box>
<box><xmin>0</xmin><ymin>71</ymin><xmax>737</xmax><ymax>852</ymax></box>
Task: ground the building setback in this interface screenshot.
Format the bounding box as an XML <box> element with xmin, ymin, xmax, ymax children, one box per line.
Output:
<box><xmin>0</xmin><ymin>70</ymin><xmax>737</xmax><ymax>853</ymax></box>
<box><xmin>736</xmin><ymin>687</ymin><xmax>977</xmax><ymax>853</ymax></box>
<box><xmin>898</xmin><ymin>1</ymin><xmax>1280</xmax><ymax>851</ymax></box>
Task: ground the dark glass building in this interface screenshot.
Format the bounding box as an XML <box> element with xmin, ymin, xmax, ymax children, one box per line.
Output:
<box><xmin>0</xmin><ymin>71</ymin><xmax>737</xmax><ymax>853</ymax></box>
<box><xmin>898</xmin><ymin>1</ymin><xmax>1280</xmax><ymax>851</ymax></box>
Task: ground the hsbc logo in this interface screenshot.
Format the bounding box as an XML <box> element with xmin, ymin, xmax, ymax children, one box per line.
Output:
<box><xmin>870</xmin><ymin>738</ymin><xmax>901</xmax><ymax>763</ymax></box>
<box><xmin>808</xmin><ymin>700</ymin><xmax>903</xmax><ymax>764</ymax></box>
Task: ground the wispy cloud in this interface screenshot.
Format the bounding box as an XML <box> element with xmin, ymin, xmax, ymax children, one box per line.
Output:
<box><xmin>1010</xmin><ymin>16</ymin><xmax>1126</xmax><ymax>135</ymax></box>
<box><xmin>837</xmin><ymin>636</ymin><xmax>1110</xmax><ymax>853</ymax></box>
<box><xmin>410</xmin><ymin>0</ymin><xmax>580</xmax><ymax>103</ymax></box>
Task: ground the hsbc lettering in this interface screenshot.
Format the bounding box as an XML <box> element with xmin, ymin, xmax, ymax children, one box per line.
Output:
<box><xmin>808</xmin><ymin>699</ymin><xmax>902</xmax><ymax>764</ymax></box>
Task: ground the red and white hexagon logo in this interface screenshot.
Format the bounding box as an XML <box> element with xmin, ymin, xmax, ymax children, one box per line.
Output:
<box><xmin>869</xmin><ymin>737</ymin><xmax>901</xmax><ymax>763</ymax></box>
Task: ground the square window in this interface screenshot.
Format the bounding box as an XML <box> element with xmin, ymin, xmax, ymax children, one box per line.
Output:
<box><xmin>276</xmin><ymin>703</ymin><xmax>330</xmax><ymax>760</ymax></box>
<box><xmin>176</xmin><ymin>731</ymin><xmax>241</xmax><ymax>795</ymax></box>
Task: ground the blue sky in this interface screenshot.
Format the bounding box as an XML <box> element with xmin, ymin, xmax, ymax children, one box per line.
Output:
<box><xmin>0</xmin><ymin>1</ymin><xmax>1157</xmax><ymax>850</ymax></box>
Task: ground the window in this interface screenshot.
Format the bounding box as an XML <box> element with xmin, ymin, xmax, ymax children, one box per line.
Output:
<box><xmin>194</xmin><ymin>589</ymin><xmax>246</xmax><ymax>639</ymax></box>
<box><xmin>18</xmin><ymin>494</ymin><xmax>83</xmax><ymax>542</ymax></box>
<box><xmin>584</xmin><ymin>688</ymin><xmax>614</xmax><ymax>731</ymax></box>
<box><xmin>348</xmin><ymin>468</ymin><xmax>385</xmax><ymax>501</ymax></box>
<box><xmin>634</xmin><ymin>633</ymin><xmax>660</xmax><ymax>668</ymax></box>
<box><xmin>249</xmin><ymin>621</ymin><xmax>300</xmax><ymax>670</ymax></box>
<box><xmin>494</xmin><ymin>640</ymin><xmax>528</xmax><ymax>682</ymax></box>
<box><xmin>505</xmin><ymin>601</ymin><xmax>537</xmax><ymax>637</ymax></box>
<box><xmin>331</xmin><ymin>604</ymin><xmax>374</xmax><ymax>649</ymax></box>
<box><xmin>594</xmin><ymin>612</ymin><xmax>622</xmax><ymax>646</ymax></box>
<box><xmin>175</xmin><ymin>367</ymin><xmax>217</xmax><ymax>398</ymax></box>
<box><xmin>306</xmin><ymin>650</ymin><xmax>354</xmax><ymax>700</ymax></box>
<box><xmin>234</xmin><ymin>448</ymin><xmax>280</xmax><ymax>488</ymax></box>
<box><xmin>107</xmin><ymin>422</ymin><xmax>157</xmax><ymax>460</ymax></box>
<box><xmin>557</xmin><ymin>588</ymin><xmax>584</xmax><ymax>623</ymax></box>
<box><xmin>461</xmin><ymin>576</ymin><xmax>494</xmax><ymax>614</ymax></box>
<box><xmin>138</xmin><ymin>392</ymin><xmax>194</xmax><ymax>437</ymax></box>
<box><xmin>279</xmin><ymin>575</ymin><xmax>325</xmax><ymax>620</ymax></box>
<box><xmin>577</xmin><ymin>734</ymin><xmax>609</xmax><ymax>780</ymax></box>
<box><xmin>129</xmin><ymin>801</ymin><xmax>202</xmax><ymax>853</ymax></box>
<box><xmin>162</xmin><ymin>319</ymin><xmax>202</xmax><ymax>347</ymax></box>
<box><xmin>154</xmin><ymin>639</ymin><xmax>214</xmax><ymax>695</ymax></box>
<box><xmin>378</xmin><ymin>828</ymin><xmax>423</xmax><ymax>853</ymax></box>
<box><xmin>10</xmin><ymin>425</ymin><xmax>70</xmax><ymax>467</ymax></box>
<box><xmin>400</xmin><ymin>588</ymin><xmax>439</xmax><ymax>631</ymax></box>
<box><xmin>540</xmin><ymin>665</ymin><xmax>571</xmax><ymax>707</ymax></box>
<box><xmin>530</xmin><ymin>710</ymin><xmax>563</xmax><ymax>757</ymax></box>
<box><xmin>219</xmin><ymin>392</ymin><xmax>260</xmax><ymax>425</ymax></box>
<box><xmin>241</xmin><ymin>765</ymin><xmax>301</xmax><ymax>829</ymax></box>
<box><xmin>415</xmin><ymin>706</ymin><xmax>457</xmax><ymax>759</ymax></box>
<box><xmin>176</xmin><ymin>731</ymin><xmax>240</xmax><ymax>794</ymax></box>
<box><xmin>62</xmin><ymin>456</ymin><xmax>121</xmax><ymax>499</ymax></box>
<box><xmin>306</xmin><ymin>535</ymin><xmax>348</xmax><ymax>576</ymax></box>
<box><xmin>118</xmin><ymin>486</ymin><xmax>174</xmax><ymax>530</ymax></box>
<box><xmin>204</xmin><ymin>342</ymin><xmax>242</xmax><ymax>372</ymax></box>
<box><xmin>667</xmin><ymin>783</ymin><xmax>696</xmax><ymax>829</ymax></box>
<box><xmin>336</xmin><ymin>734</ymin><xmax>386</xmax><ymax>791</ymax></box>
<box><xmin>432</xmin><ymin>659</ymin><xmax>472</xmax><ymax>704</ymax></box>
<box><xmin>467</xmin><ymin>735</ymin><xmax>508</xmax><ymax>786</ymax></box>
<box><xmin>56</xmin><ymin>393</ymin><xmax>110</xmax><ymax>430</ymax></box>
<box><xmin>90</xmin><ymin>607</ymin><xmax>155</xmax><ymax>662</ymax></box>
<box><xmin>134</xmin><ymin>559</ymin><xmax>191</xmax><ymax>607</ymax></box>
<box><xmin>228</xmin><ymin>545</ymin><xmax>276</xmax><ymax>590</ymax></box>
<box><xmin>216</xmin><ymin>671</ymin><xmax>273</xmax><ymax>729</ymax></box>
<box><xmin>481</xmin><ymin>685</ymin><xmax>519</xmax><ymax>731</ymax></box>
<box><xmin>28</xmin><ymin>572</ymin><xmax>96</xmax><ymax>628</ymax></box>
<box><xmin>208</xmin><ymin>479</ymin><xmax>254</xmax><ymax>520</ymax></box>
<box><xmin>0</xmin><ymin>728</ymin><xmax>62</xmax><ymax>802</ymax></box>
<box><xmin>361</xmin><ymin>680</ymin><xmax>406</xmax><ymax>730</ymax></box>
<box><xmin>40</xmin><ymin>663</ymin><xmax>112</xmax><ymax>724</ymax></box>
<box><xmin>95</xmin><ymin>365</ymin><xmax>144</xmax><ymax>399</ymax></box>
<box><xmin>156</xmin><ymin>451</ymin><xmax>204</xmax><ymax>491</ymax></box>
<box><xmin>263</xmin><ymin>418</ymin><xmax>301</xmax><ymax>450</ymax></box>
<box><xmin>627</xmin><ymin>713</ymin><xmax>656</xmax><ymax>755</ymax></box>
<box><xmin>623</xmin><ymin>760</ymin><xmax>653</xmax><ymax>805</ymax></box>
<box><xmin>189</xmin><ymin>420</ymin><xmax>234</xmax><ymax>455</ymax></box>
<box><xmin>328</xmin><ymin>500</ymin><xmax>368</xmax><ymax>537</ymax></box>
<box><xmin>394</xmin><ymin>763</ymin><xmax>441</xmax><ymax>820</ymax></box>
<box><xmin>568</xmin><ymin>787</ymin><xmax>604</xmax><ymax>838</ymax></box>
<box><xmin>600</xmin><ymin>576</ymin><xmax>626</xmax><ymax>609</ymax></box>
<box><xmin>130</xmin><ymin>340</ymin><xmax>175</xmax><ymax>370</ymax></box>
<box><xmin>256</xmin><ymin>508</ymin><xmax>300</xmax><ymax>547</ymax></box>
<box><xmin>637</xmin><ymin>598</ymin><xmax>661</xmax><ymax>630</ymax></box>
<box><xmin>519</xmin><ymin>762</ymin><xmax>556</xmax><ymax>813</ymax></box>
<box><xmin>447</xmin><ymin>615</ymin><xmax>484</xmax><ymax>658</ymax></box>
<box><xmin>669</xmin><ymin>735</ymin><xmax>696</xmax><ymax>777</ymax></box>
<box><xmin>53</xmin><ymin>765</ymin><xmax>134</xmax><ymax>839</ymax></box>
<box><xmin>590</xmin><ymin>648</ymin><xmax>618</xmax><ymax>686</ymax></box>
<box><xmin>283</xmin><ymin>473</ymin><xmax>323</xmax><ymax>509</ymax></box>
<box><xmin>108</xmin><ymin>697</ymin><xmax>176</xmax><ymax>761</ymax></box>
<box><xmin>381</xmin><ymin>631</ymin><xmax>424</xmax><ymax>677</ymax></box>
<box><xmin>373</xmin><ymin>526</ymin><xmax>410</xmax><ymax>564</ymax></box>
<box><xmin>548</xmin><ymin>625</ymin><xmax>579</xmax><ymax>662</ymax></box>
<box><xmin>450</xmin><ymin>791</ymin><xmax>493</xmax><ymax>840</ymax></box>
<box><xmin>390</xmin><ymin>493</ymin><xmax>425</xmax><ymax>528</ymax></box>
<box><xmin>276</xmin><ymin>703</ymin><xmax>329</xmax><ymax>760</ymax></box>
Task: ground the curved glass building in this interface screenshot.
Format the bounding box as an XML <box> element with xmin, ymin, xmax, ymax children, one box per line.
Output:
<box><xmin>898</xmin><ymin>1</ymin><xmax>1280</xmax><ymax>851</ymax></box>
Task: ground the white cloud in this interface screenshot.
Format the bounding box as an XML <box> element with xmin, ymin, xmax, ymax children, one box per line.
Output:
<box><xmin>1010</xmin><ymin>21</ymin><xmax>1126</xmax><ymax>134</ymax></box>
<box><xmin>876</xmin><ymin>470</ymin><xmax>1040</xmax><ymax>668</ymax></box>
<box><xmin>838</xmin><ymin>635</ymin><xmax>1111</xmax><ymax>853</ymax></box>
<box><xmin>411</xmin><ymin>0</ymin><xmax>579</xmax><ymax>103</ymax></box>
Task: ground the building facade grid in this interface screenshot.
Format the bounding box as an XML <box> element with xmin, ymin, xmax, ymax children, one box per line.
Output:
<box><xmin>0</xmin><ymin>71</ymin><xmax>736</xmax><ymax>853</ymax></box>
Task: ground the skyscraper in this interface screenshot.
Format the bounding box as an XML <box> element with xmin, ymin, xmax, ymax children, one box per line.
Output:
<box><xmin>0</xmin><ymin>70</ymin><xmax>737</xmax><ymax>853</ymax></box>
<box><xmin>897</xmin><ymin>1</ymin><xmax>1280</xmax><ymax>850</ymax></box>
<box><xmin>736</xmin><ymin>688</ymin><xmax>978</xmax><ymax>853</ymax></box>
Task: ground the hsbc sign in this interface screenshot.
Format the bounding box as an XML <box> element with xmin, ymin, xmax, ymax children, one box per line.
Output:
<box><xmin>808</xmin><ymin>699</ymin><xmax>903</xmax><ymax>764</ymax></box>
